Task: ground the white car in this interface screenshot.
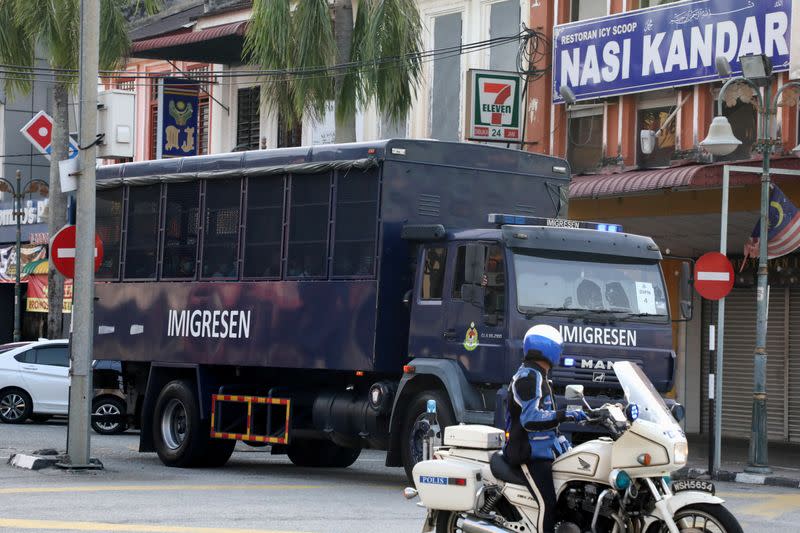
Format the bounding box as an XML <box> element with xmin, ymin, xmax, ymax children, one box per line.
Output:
<box><xmin>0</xmin><ymin>339</ymin><xmax>69</xmax><ymax>424</ymax></box>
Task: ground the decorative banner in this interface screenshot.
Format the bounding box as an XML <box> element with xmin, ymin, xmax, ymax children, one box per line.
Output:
<box><xmin>157</xmin><ymin>77</ymin><xmax>200</xmax><ymax>158</ymax></box>
<box><xmin>552</xmin><ymin>0</ymin><xmax>792</xmax><ymax>102</ymax></box>
<box><xmin>26</xmin><ymin>274</ymin><xmax>72</xmax><ymax>313</ymax></box>
<box><xmin>465</xmin><ymin>70</ymin><xmax>523</xmax><ymax>143</ymax></box>
<box><xmin>0</xmin><ymin>244</ymin><xmax>47</xmax><ymax>282</ymax></box>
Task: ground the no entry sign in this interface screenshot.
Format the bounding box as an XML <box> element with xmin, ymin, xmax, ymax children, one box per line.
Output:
<box><xmin>50</xmin><ymin>225</ymin><xmax>103</xmax><ymax>279</ymax></box>
<box><xmin>695</xmin><ymin>252</ymin><xmax>734</xmax><ymax>301</ymax></box>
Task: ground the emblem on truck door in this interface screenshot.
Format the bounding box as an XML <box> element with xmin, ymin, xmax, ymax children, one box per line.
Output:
<box><xmin>464</xmin><ymin>322</ymin><xmax>479</xmax><ymax>351</ymax></box>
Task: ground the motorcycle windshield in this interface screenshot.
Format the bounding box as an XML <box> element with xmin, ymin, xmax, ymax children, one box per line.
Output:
<box><xmin>615</xmin><ymin>361</ymin><xmax>679</xmax><ymax>427</ymax></box>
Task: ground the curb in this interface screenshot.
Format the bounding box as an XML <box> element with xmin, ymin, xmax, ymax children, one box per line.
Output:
<box><xmin>7</xmin><ymin>453</ymin><xmax>62</xmax><ymax>471</ymax></box>
<box><xmin>674</xmin><ymin>467</ymin><xmax>800</xmax><ymax>489</ymax></box>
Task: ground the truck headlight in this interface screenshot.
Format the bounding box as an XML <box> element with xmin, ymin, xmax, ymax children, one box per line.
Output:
<box><xmin>674</xmin><ymin>441</ymin><xmax>688</xmax><ymax>465</ymax></box>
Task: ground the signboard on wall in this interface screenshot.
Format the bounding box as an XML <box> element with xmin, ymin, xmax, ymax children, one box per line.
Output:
<box><xmin>26</xmin><ymin>275</ymin><xmax>72</xmax><ymax>313</ymax></box>
<box><xmin>0</xmin><ymin>244</ymin><xmax>47</xmax><ymax>282</ymax></box>
<box><xmin>552</xmin><ymin>0</ymin><xmax>792</xmax><ymax>103</ymax></box>
<box><xmin>157</xmin><ymin>77</ymin><xmax>200</xmax><ymax>158</ymax></box>
<box><xmin>465</xmin><ymin>70</ymin><xmax>523</xmax><ymax>143</ymax></box>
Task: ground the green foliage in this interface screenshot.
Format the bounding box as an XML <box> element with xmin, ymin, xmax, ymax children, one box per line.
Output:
<box><xmin>0</xmin><ymin>0</ymin><xmax>161</xmax><ymax>96</ymax></box>
<box><xmin>244</xmin><ymin>0</ymin><xmax>422</xmax><ymax>127</ymax></box>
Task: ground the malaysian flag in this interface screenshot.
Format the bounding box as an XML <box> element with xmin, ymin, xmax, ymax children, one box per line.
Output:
<box><xmin>743</xmin><ymin>184</ymin><xmax>800</xmax><ymax>264</ymax></box>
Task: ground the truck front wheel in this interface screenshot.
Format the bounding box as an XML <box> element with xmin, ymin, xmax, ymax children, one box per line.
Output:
<box><xmin>153</xmin><ymin>380</ymin><xmax>222</xmax><ymax>468</ymax></box>
<box><xmin>400</xmin><ymin>390</ymin><xmax>455</xmax><ymax>482</ymax></box>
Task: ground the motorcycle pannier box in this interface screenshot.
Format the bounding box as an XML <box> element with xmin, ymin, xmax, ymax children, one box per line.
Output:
<box><xmin>444</xmin><ymin>425</ymin><xmax>504</xmax><ymax>450</ymax></box>
<box><xmin>412</xmin><ymin>459</ymin><xmax>483</xmax><ymax>511</ymax></box>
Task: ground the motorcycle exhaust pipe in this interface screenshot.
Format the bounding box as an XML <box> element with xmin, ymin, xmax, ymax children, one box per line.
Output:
<box><xmin>461</xmin><ymin>517</ymin><xmax>512</xmax><ymax>533</ymax></box>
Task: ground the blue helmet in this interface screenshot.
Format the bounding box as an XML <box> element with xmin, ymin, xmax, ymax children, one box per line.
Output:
<box><xmin>522</xmin><ymin>324</ymin><xmax>563</xmax><ymax>367</ymax></box>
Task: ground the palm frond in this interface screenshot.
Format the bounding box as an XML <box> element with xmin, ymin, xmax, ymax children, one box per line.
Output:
<box><xmin>358</xmin><ymin>0</ymin><xmax>423</xmax><ymax>122</ymax></box>
<box><xmin>100</xmin><ymin>0</ymin><xmax>132</xmax><ymax>71</ymax></box>
<box><xmin>0</xmin><ymin>0</ymin><xmax>35</xmax><ymax>96</ymax></box>
<box><xmin>243</xmin><ymin>0</ymin><xmax>297</xmax><ymax>124</ymax></box>
<box><xmin>293</xmin><ymin>0</ymin><xmax>335</xmax><ymax>121</ymax></box>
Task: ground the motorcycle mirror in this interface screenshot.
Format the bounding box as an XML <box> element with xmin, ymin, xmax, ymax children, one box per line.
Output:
<box><xmin>670</xmin><ymin>402</ymin><xmax>686</xmax><ymax>422</ymax></box>
<box><xmin>565</xmin><ymin>384</ymin><xmax>585</xmax><ymax>400</ymax></box>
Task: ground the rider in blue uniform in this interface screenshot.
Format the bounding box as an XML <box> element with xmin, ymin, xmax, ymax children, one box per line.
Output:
<box><xmin>504</xmin><ymin>324</ymin><xmax>587</xmax><ymax>533</ymax></box>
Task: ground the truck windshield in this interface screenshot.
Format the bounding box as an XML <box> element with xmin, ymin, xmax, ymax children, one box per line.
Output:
<box><xmin>513</xmin><ymin>252</ymin><xmax>668</xmax><ymax>321</ymax></box>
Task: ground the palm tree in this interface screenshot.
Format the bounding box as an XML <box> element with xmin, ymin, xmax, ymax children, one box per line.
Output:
<box><xmin>243</xmin><ymin>0</ymin><xmax>423</xmax><ymax>143</ymax></box>
<box><xmin>0</xmin><ymin>0</ymin><xmax>159</xmax><ymax>338</ymax></box>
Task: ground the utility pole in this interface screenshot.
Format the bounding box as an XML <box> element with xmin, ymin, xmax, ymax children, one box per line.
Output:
<box><xmin>13</xmin><ymin>170</ymin><xmax>22</xmax><ymax>342</ymax></box>
<box><xmin>65</xmin><ymin>0</ymin><xmax>100</xmax><ymax>467</ymax></box>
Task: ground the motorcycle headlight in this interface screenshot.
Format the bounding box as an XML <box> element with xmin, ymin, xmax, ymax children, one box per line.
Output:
<box><xmin>673</xmin><ymin>441</ymin><xmax>688</xmax><ymax>465</ymax></box>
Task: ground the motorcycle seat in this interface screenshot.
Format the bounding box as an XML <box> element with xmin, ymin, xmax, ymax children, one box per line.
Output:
<box><xmin>490</xmin><ymin>452</ymin><xmax>528</xmax><ymax>486</ymax></box>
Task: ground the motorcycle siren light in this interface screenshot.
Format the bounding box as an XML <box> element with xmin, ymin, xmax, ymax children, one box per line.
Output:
<box><xmin>427</xmin><ymin>399</ymin><xmax>437</xmax><ymax>414</ymax></box>
<box><xmin>609</xmin><ymin>470</ymin><xmax>632</xmax><ymax>490</ymax></box>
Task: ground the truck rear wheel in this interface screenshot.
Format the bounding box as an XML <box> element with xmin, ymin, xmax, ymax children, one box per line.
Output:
<box><xmin>400</xmin><ymin>390</ymin><xmax>455</xmax><ymax>482</ymax></box>
<box><xmin>287</xmin><ymin>439</ymin><xmax>361</xmax><ymax>468</ymax></box>
<box><xmin>153</xmin><ymin>380</ymin><xmax>215</xmax><ymax>468</ymax></box>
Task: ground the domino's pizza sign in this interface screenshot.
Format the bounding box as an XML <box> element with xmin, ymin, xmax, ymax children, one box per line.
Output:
<box><xmin>466</xmin><ymin>70</ymin><xmax>523</xmax><ymax>143</ymax></box>
<box><xmin>552</xmin><ymin>0</ymin><xmax>792</xmax><ymax>103</ymax></box>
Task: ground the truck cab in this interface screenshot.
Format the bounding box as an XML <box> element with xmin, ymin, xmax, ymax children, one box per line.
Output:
<box><xmin>402</xmin><ymin>215</ymin><xmax>682</xmax><ymax>450</ymax></box>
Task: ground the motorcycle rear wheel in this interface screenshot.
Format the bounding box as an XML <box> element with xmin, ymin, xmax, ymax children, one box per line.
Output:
<box><xmin>433</xmin><ymin>511</ymin><xmax>463</xmax><ymax>533</ymax></box>
<box><xmin>646</xmin><ymin>503</ymin><xmax>743</xmax><ymax>533</ymax></box>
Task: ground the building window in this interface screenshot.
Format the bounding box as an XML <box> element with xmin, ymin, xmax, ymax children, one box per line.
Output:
<box><xmin>566</xmin><ymin>109</ymin><xmax>603</xmax><ymax>174</ymax></box>
<box><xmin>715</xmin><ymin>96</ymin><xmax>757</xmax><ymax>162</ymax></box>
<box><xmin>188</xmin><ymin>65</ymin><xmax>212</xmax><ymax>155</ymax></box>
<box><xmin>96</xmin><ymin>189</ymin><xmax>123</xmax><ymax>279</ymax></box>
<box><xmin>124</xmin><ymin>185</ymin><xmax>160</xmax><ymax>279</ymax></box>
<box><xmin>638</xmin><ymin>0</ymin><xmax>680</xmax><ymax>8</ymax></box>
<box><xmin>571</xmin><ymin>0</ymin><xmax>606</xmax><ymax>21</ymax></box>
<box><xmin>431</xmin><ymin>12</ymin><xmax>462</xmax><ymax>141</ymax></box>
<box><xmin>201</xmin><ymin>179</ymin><xmax>241</xmax><ymax>279</ymax></box>
<box><xmin>162</xmin><ymin>183</ymin><xmax>200</xmax><ymax>279</ymax></box>
<box><xmin>637</xmin><ymin>91</ymin><xmax>677</xmax><ymax>168</ymax></box>
<box><xmin>421</xmin><ymin>246</ymin><xmax>447</xmax><ymax>300</ymax></box>
<box><xmin>489</xmin><ymin>0</ymin><xmax>520</xmax><ymax>72</ymax></box>
<box><xmin>333</xmin><ymin>168</ymin><xmax>379</xmax><ymax>277</ymax></box>
<box><xmin>237</xmin><ymin>86</ymin><xmax>261</xmax><ymax>151</ymax></box>
<box><xmin>243</xmin><ymin>177</ymin><xmax>284</xmax><ymax>278</ymax></box>
<box><xmin>287</xmin><ymin>174</ymin><xmax>330</xmax><ymax>278</ymax></box>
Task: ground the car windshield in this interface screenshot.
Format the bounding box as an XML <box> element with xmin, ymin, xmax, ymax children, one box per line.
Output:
<box><xmin>615</xmin><ymin>361</ymin><xmax>678</xmax><ymax>427</ymax></box>
<box><xmin>513</xmin><ymin>252</ymin><xmax>668</xmax><ymax>320</ymax></box>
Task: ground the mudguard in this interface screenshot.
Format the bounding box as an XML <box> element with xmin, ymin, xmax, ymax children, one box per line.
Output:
<box><xmin>662</xmin><ymin>491</ymin><xmax>725</xmax><ymax>517</ymax></box>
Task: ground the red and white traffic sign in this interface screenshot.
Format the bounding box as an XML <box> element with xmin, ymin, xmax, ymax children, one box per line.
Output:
<box><xmin>20</xmin><ymin>110</ymin><xmax>79</xmax><ymax>161</ymax></box>
<box><xmin>50</xmin><ymin>225</ymin><xmax>104</xmax><ymax>279</ymax></box>
<box><xmin>695</xmin><ymin>252</ymin><xmax>734</xmax><ymax>300</ymax></box>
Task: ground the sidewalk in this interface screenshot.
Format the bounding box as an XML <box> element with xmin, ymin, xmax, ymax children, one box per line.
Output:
<box><xmin>673</xmin><ymin>434</ymin><xmax>800</xmax><ymax>488</ymax></box>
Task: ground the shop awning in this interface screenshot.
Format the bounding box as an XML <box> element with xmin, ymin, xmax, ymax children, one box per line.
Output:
<box><xmin>130</xmin><ymin>20</ymin><xmax>248</xmax><ymax>63</ymax></box>
<box><xmin>570</xmin><ymin>156</ymin><xmax>800</xmax><ymax>199</ymax></box>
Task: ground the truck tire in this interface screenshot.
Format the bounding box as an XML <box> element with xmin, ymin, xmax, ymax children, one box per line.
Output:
<box><xmin>287</xmin><ymin>439</ymin><xmax>361</xmax><ymax>468</ymax></box>
<box><xmin>152</xmin><ymin>380</ymin><xmax>210</xmax><ymax>468</ymax></box>
<box><xmin>400</xmin><ymin>390</ymin><xmax>455</xmax><ymax>482</ymax></box>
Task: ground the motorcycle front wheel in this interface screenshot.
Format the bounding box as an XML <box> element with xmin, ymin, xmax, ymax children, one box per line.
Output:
<box><xmin>646</xmin><ymin>503</ymin><xmax>744</xmax><ymax>533</ymax></box>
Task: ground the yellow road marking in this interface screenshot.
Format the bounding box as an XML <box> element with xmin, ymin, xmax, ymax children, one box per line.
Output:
<box><xmin>0</xmin><ymin>518</ymin><xmax>310</xmax><ymax>533</ymax></box>
<box><xmin>0</xmin><ymin>484</ymin><xmax>322</xmax><ymax>495</ymax></box>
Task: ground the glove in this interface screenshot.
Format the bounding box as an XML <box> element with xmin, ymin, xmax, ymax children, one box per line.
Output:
<box><xmin>566</xmin><ymin>409</ymin><xmax>588</xmax><ymax>422</ymax></box>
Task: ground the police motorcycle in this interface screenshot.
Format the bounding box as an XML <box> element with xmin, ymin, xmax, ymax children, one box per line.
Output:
<box><xmin>404</xmin><ymin>362</ymin><xmax>743</xmax><ymax>533</ymax></box>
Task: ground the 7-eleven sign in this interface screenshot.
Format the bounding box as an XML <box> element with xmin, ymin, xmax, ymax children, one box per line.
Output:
<box><xmin>466</xmin><ymin>70</ymin><xmax>523</xmax><ymax>143</ymax></box>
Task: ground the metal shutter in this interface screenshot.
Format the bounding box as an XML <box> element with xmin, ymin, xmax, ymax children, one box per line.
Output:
<box><xmin>789</xmin><ymin>289</ymin><xmax>800</xmax><ymax>443</ymax></box>
<box><xmin>699</xmin><ymin>288</ymin><xmax>787</xmax><ymax>440</ymax></box>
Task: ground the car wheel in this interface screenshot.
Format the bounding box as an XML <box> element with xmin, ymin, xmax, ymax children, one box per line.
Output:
<box><xmin>0</xmin><ymin>388</ymin><xmax>33</xmax><ymax>424</ymax></box>
<box><xmin>92</xmin><ymin>397</ymin><xmax>127</xmax><ymax>435</ymax></box>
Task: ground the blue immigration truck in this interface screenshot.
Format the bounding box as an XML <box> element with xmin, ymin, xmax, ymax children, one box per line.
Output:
<box><xmin>92</xmin><ymin>139</ymin><xmax>690</xmax><ymax>477</ymax></box>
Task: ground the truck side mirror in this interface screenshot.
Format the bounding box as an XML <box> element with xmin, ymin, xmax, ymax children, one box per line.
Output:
<box><xmin>679</xmin><ymin>261</ymin><xmax>693</xmax><ymax>320</ymax></box>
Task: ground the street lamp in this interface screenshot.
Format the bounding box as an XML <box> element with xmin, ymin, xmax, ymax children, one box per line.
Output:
<box><xmin>700</xmin><ymin>53</ymin><xmax>800</xmax><ymax>474</ymax></box>
<box><xmin>0</xmin><ymin>170</ymin><xmax>49</xmax><ymax>342</ymax></box>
